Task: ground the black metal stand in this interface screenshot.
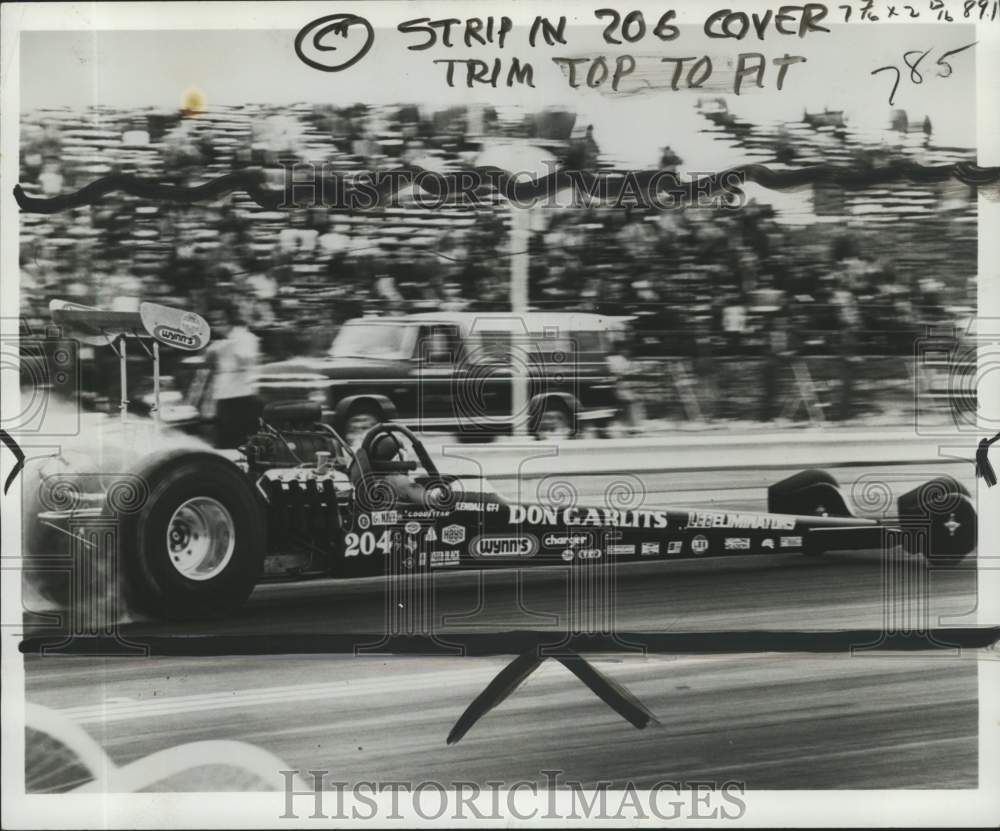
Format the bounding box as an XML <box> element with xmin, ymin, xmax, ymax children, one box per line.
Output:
<box><xmin>447</xmin><ymin>648</ymin><xmax>660</xmax><ymax>745</ymax></box>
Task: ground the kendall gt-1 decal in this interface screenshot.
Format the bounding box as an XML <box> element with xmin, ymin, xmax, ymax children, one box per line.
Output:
<box><xmin>455</xmin><ymin>501</ymin><xmax>500</xmax><ymax>512</ymax></box>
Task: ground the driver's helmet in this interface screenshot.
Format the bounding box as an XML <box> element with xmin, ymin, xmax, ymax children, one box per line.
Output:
<box><xmin>370</xmin><ymin>433</ymin><xmax>403</xmax><ymax>468</ymax></box>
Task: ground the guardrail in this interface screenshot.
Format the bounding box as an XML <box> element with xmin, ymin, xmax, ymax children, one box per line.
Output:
<box><xmin>423</xmin><ymin>429</ymin><xmax>971</xmax><ymax>479</ymax></box>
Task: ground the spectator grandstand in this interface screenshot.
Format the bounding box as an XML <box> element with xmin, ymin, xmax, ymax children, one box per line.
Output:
<box><xmin>18</xmin><ymin>100</ymin><xmax>977</xmax><ymax>425</ymax></box>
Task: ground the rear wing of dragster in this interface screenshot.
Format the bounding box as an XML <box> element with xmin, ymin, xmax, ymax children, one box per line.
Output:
<box><xmin>49</xmin><ymin>299</ymin><xmax>211</xmax><ymax>424</ymax></box>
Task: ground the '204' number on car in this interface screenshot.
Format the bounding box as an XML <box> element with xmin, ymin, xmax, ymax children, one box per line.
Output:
<box><xmin>344</xmin><ymin>530</ymin><xmax>393</xmax><ymax>557</ymax></box>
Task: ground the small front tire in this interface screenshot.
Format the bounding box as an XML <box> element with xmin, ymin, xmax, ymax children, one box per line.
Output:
<box><xmin>897</xmin><ymin>477</ymin><xmax>976</xmax><ymax>565</ymax></box>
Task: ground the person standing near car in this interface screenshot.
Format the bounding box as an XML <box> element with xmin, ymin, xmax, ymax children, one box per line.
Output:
<box><xmin>607</xmin><ymin>335</ymin><xmax>644</xmax><ymax>435</ymax></box>
<box><xmin>205</xmin><ymin>302</ymin><xmax>261</xmax><ymax>448</ymax></box>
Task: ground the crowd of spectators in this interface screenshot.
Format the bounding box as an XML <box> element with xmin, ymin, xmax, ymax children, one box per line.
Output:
<box><xmin>19</xmin><ymin>101</ymin><xmax>976</xmax><ymax>366</ymax></box>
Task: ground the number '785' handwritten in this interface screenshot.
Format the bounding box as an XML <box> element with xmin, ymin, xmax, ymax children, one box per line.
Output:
<box><xmin>871</xmin><ymin>41</ymin><xmax>977</xmax><ymax>105</ymax></box>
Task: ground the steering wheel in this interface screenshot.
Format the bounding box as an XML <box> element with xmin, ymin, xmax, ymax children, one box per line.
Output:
<box><xmin>358</xmin><ymin>423</ymin><xmax>440</xmax><ymax>479</ymax></box>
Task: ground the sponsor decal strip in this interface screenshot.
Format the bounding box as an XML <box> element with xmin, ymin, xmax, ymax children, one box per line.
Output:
<box><xmin>686</xmin><ymin>511</ymin><xmax>796</xmax><ymax>531</ymax></box>
<box><xmin>470</xmin><ymin>534</ymin><xmax>538</xmax><ymax>558</ymax></box>
<box><xmin>510</xmin><ymin>505</ymin><xmax>669</xmax><ymax>529</ymax></box>
<box><xmin>430</xmin><ymin>550</ymin><xmax>460</xmax><ymax>567</ymax></box>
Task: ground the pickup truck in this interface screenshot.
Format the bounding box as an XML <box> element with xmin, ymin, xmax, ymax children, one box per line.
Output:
<box><xmin>253</xmin><ymin>311</ymin><xmax>627</xmax><ymax>441</ymax></box>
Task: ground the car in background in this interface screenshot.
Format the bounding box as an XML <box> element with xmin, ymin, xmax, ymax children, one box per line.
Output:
<box><xmin>254</xmin><ymin>312</ymin><xmax>629</xmax><ymax>441</ymax></box>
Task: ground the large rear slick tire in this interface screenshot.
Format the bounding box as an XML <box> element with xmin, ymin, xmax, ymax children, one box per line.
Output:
<box><xmin>121</xmin><ymin>456</ymin><xmax>265</xmax><ymax>620</ymax></box>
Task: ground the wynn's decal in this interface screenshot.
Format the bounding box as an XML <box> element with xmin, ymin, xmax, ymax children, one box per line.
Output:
<box><xmin>470</xmin><ymin>534</ymin><xmax>539</xmax><ymax>559</ymax></box>
<box><xmin>509</xmin><ymin>504</ymin><xmax>668</xmax><ymax>529</ymax></box>
<box><xmin>686</xmin><ymin>511</ymin><xmax>796</xmax><ymax>531</ymax></box>
<box><xmin>140</xmin><ymin>301</ymin><xmax>210</xmax><ymax>351</ymax></box>
<box><xmin>152</xmin><ymin>324</ymin><xmax>199</xmax><ymax>348</ymax></box>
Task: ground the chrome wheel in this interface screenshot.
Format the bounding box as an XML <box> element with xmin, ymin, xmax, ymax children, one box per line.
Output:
<box><xmin>166</xmin><ymin>497</ymin><xmax>235</xmax><ymax>581</ymax></box>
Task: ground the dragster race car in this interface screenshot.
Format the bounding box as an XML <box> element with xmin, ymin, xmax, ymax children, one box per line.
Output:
<box><xmin>23</xmin><ymin>301</ymin><xmax>978</xmax><ymax>620</ymax></box>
